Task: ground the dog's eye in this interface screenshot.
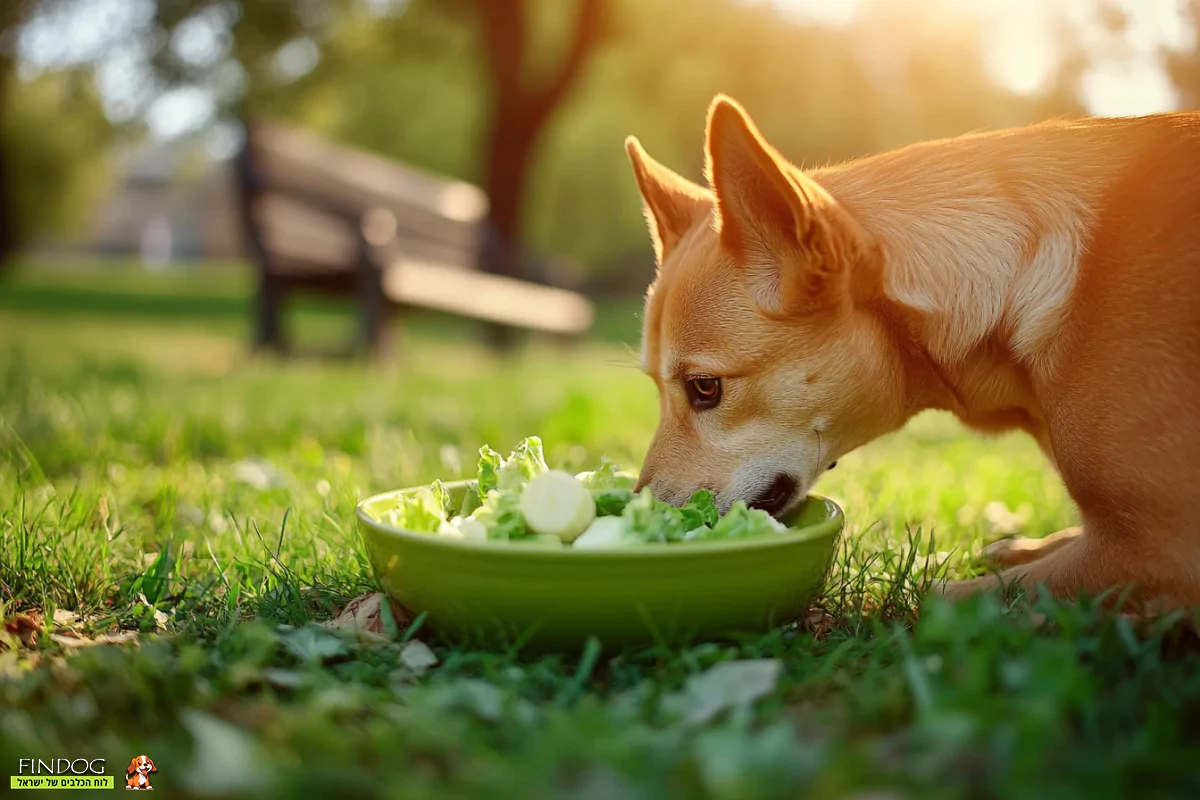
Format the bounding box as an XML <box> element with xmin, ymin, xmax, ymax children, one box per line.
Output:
<box><xmin>685</xmin><ymin>377</ymin><xmax>722</xmax><ymax>410</ymax></box>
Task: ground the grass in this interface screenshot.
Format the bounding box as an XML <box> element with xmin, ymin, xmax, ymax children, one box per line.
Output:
<box><xmin>2</xmin><ymin>263</ymin><xmax>1199</xmax><ymax>799</ymax></box>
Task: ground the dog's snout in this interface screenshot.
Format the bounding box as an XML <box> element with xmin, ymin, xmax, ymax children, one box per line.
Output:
<box><xmin>747</xmin><ymin>473</ymin><xmax>797</xmax><ymax>517</ymax></box>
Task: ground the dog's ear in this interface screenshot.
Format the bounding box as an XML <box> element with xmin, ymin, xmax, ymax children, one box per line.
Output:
<box><xmin>147</xmin><ymin>758</ymin><xmax>156</xmax><ymax>773</ymax></box>
<box><xmin>126</xmin><ymin>759</ymin><xmax>138</xmax><ymax>775</ymax></box>
<box><xmin>625</xmin><ymin>137</ymin><xmax>711</xmax><ymax>267</ymax></box>
<box><xmin>705</xmin><ymin>95</ymin><xmax>865</xmax><ymax>316</ymax></box>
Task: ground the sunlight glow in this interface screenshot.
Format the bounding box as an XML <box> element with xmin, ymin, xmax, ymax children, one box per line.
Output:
<box><xmin>770</xmin><ymin>0</ymin><xmax>1191</xmax><ymax>116</ymax></box>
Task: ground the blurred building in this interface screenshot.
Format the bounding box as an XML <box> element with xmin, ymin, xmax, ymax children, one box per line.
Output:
<box><xmin>83</xmin><ymin>140</ymin><xmax>242</xmax><ymax>264</ymax></box>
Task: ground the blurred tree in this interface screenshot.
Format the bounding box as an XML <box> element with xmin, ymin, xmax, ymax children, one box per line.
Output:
<box><xmin>3</xmin><ymin>0</ymin><xmax>1111</xmax><ymax>289</ymax></box>
<box><xmin>474</xmin><ymin>0</ymin><xmax>605</xmax><ymax>348</ymax></box>
<box><xmin>0</xmin><ymin>0</ymin><xmax>36</xmax><ymax>267</ymax></box>
<box><xmin>2</xmin><ymin>68</ymin><xmax>113</xmax><ymax>248</ymax></box>
<box><xmin>1</xmin><ymin>1</ymin><xmax>113</xmax><ymax>264</ymax></box>
<box><xmin>1166</xmin><ymin>0</ymin><xmax>1200</xmax><ymax>109</ymax></box>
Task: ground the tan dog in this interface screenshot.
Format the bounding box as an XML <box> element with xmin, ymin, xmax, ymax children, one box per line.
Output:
<box><xmin>627</xmin><ymin>95</ymin><xmax>1200</xmax><ymax>610</ymax></box>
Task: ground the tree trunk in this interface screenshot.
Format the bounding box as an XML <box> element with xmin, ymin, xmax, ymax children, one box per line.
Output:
<box><xmin>477</xmin><ymin>0</ymin><xmax>603</xmax><ymax>350</ymax></box>
<box><xmin>0</xmin><ymin>0</ymin><xmax>32</xmax><ymax>272</ymax></box>
<box><xmin>479</xmin><ymin>103</ymin><xmax>544</xmax><ymax>349</ymax></box>
<box><xmin>0</xmin><ymin>48</ymin><xmax>16</xmax><ymax>270</ymax></box>
<box><xmin>0</xmin><ymin>76</ymin><xmax>14</xmax><ymax>270</ymax></box>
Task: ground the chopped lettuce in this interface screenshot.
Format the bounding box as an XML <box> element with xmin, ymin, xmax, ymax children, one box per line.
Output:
<box><xmin>383</xmin><ymin>438</ymin><xmax>795</xmax><ymax>547</ymax></box>
<box><xmin>476</xmin><ymin>437</ymin><xmax>549</xmax><ymax>500</ymax></box>
<box><xmin>388</xmin><ymin>480</ymin><xmax>451</xmax><ymax>533</ymax></box>
<box><xmin>476</xmin><ymin>445</ymin><xmax>503</xmax><ymax>498</ymax></box>
<box><xmin>592</xmin><ymin>488</ymin><xmax>634</xmax><ymax>517</ymax></box>
<box><xmin>576</xmin><ymin>456</ymin><xmax>637</xmax><ymax>491</ymax></box>
<box><xmin>687</xmin><ymin>500</ymin><xmax>788</xmax><ymax>541</ymax></box>
<box><xmin>470</xmin><ymin>489</ymin><xmax>531</xmax><ymax>541</ymax></box>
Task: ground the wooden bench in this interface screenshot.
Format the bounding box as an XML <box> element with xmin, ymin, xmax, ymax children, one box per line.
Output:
<box><xmin>234</xmin><ymin>121</ymin><xmax>594</xmax><ymax>356</ymax></box>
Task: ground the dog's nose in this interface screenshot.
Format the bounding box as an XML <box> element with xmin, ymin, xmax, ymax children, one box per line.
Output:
<box><xmin>827</xmin><ymin>461</ymin><xmax>838</xmax><ymax>471</ymax></box>
<box><xmin>747</xmin><ymin>473</ymin><xmax>797</xmax><ymax>517</ymax></box>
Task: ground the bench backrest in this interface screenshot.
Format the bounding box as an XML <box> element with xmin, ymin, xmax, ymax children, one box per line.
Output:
<box><xmin>243</xmin><ymin>122</ymin><xmax>489</xmax><ymax>275</ymax></box>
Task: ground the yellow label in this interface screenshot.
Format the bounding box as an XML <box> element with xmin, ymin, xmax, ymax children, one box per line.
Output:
<box><xmin>10</xmin><ymin>775</ymin><xmax>115</xmax><ymax>790</ymax></box>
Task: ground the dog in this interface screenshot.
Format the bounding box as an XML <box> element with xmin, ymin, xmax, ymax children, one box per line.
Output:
<box><xmin>626</xmin><ymin>94</ymin><xmax>1200</xmax><ymax>611</ymax></box>
<box><xmin>125</xmin><ymin>755</ymin><xmax>156</xmax><ymax>790</ymax></box>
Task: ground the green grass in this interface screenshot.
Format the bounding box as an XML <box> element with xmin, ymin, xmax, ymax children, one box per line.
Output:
<box><xmin>2</xmin><ymin>263</ymin><xmax>1199</xmax><ymax>799</ymax></box>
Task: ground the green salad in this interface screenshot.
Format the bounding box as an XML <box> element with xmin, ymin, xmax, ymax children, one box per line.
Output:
<box><xmin>382</xmin><ymin>437</ymin><xmax>790</xmax><ymax>548</ymax></box>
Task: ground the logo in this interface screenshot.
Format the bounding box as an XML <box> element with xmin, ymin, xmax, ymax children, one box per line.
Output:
<box><xmin>124</xmin><ymin>755</ymin><xmax>157</xmax><ymax>791</ymax></box>
<box><xmin>11</xmin><ymin>758</ymin><xmax>113</xmax><ymax>790</ymax></box>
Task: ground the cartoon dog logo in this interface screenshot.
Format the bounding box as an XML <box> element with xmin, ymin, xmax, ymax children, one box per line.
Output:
<box><xmin>124</xmin><ymin>755</ymin><xmax>156</xmax><ymax>790</ymax></box>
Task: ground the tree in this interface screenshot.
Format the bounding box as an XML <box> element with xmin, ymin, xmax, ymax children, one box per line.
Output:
<box><xmin>476</xmin><ymin>0</ymin><xmax>605</xmax><ymax>348</ymax></box>
<box><xmin>1165</xmin><ymin>0</ymin><xmax>1200</xmax><ymax>109</ymax></box>
<box><xmin>1</xmin><ymin>0</ymin><xmax>113</xmax><ymax>266</ymax></box>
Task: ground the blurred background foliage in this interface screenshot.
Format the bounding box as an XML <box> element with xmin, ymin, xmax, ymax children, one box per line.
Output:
<box><xmin>1</xmin><ymin>0</ymin><xmax>1197</xmax><ymax>279</ymax></box>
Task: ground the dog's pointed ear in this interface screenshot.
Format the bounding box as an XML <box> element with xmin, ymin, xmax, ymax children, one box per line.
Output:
<box><xmin>625</xmin><ymin>136</ymin><xmax>711</xmax><ymax>266</ymax></box>
<box><xmin>704</xmin><ymin>95</ymin><xmax>865</xmax><ymax>316</ymax></box>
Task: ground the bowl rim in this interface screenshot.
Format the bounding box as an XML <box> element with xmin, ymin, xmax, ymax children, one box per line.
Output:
<box><xmin>356</xmin><ymin>480</ymin><xmax>844</xmax><ymax>560</ymax></box>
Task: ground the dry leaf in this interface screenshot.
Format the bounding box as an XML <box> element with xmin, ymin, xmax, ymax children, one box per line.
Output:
<box><xmin>53</xmin><ymin>609</ymin><xmax>81</xmax><ymax>626</ymax></box>
<box><xmin>802</xmin><ymin>608</ymin><xmax>835</xmax><ymax>639</ymax></box>
<box><xmin>4</xmin><ymin>613</ymin><xmax>43</xmax><ymax>647</ymax></box>
<box><xmin>399</xmin><ymin>640</ymin><xmax>438</xmax><ymax>675</ymax></box>
<box><xmin>320</xmin><ymin>592</ymin><xmax>412</xmax><ymax>638</ymax></box>
<box><xmin>49</xmin><ymin>630</ymin><xmax>139</xmax><ymax>649</ymax></box>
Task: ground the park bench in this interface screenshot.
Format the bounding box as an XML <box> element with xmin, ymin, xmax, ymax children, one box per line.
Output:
<box><xmin>234</xmin><ymin>121</ymin><xmax>594</xmax><ymax>356</ymax></box>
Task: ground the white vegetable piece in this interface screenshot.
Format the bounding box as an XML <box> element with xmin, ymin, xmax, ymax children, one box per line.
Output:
<box><xmin>452</xmin><ymin>516</ymin><xmax>488</xmax><ymax>541</ymax></box>
<box><xmin>519</xmin><ymin>469</ymin><xmax>596</xmax><ymax>542</ymax></box>
<box><xmin>436</xmin><ymin>521</ymin><xmax>464</xmax><ymax>540</ymax></box>
<box><xmin>572</xmin><ymin>516</ymin><xmax>630</xmax><ymax>550</ymax></box>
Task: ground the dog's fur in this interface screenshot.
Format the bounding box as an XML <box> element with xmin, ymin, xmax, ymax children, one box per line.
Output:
<box><xmin>125</xmin><ymin>755</ymin><xmax>156</xmax><ymax>790</ymax></box>
<box><xmin>628</xmin><ymin>95</ymin><xmax>1200</xmax><ymax>610</ymax></box>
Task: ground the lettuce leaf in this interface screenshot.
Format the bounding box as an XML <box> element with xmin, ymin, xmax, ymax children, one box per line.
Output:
<box><xmin>688</xmin><ymin>500</ymin><xmax>787</xmax><ymax>541</ymax></box>
<box><xmin>388</xmin><ymin>480</ymin><xmax>451</xmax><ymax>533</ymax></box>
<box><xmin>576</xmin><ymin>456</ymin><xmax>637</xmax><ymax>492</ymax></box>
<box><xmin>592</xmin><ymin>488</ymin><xmax>634</xmax><ymax>517</ymax></box>
<box><xmin>497</xmin><ymin>436</ymin><xmax>549</xmax><ymax>491</ymax></box>
<box><xmin>679</xmin><ymin>489</ymin><xmax>719</xmax><ymax>531</ymax></box>
<box><xmin>469</xmin><ymin>490</ymin><xmax>531</xmax><ymax>541</ymax></box>
<box><xmin>477</xmin><ymin>437</ymin><xmax>549</xmax><ymax>501</ymax></box>
<box><xmin>621</xmin><ymin>489</ymin><xmax>689</xmax><ymax>543</ymax></box>
<box><xmin>476</xmin><ymin>445</ymin><xmax>503</xmax><ymax>499</ymax></box>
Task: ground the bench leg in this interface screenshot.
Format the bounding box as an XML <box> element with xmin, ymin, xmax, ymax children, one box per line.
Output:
<box><xmin>357</xmin><ymin>260</ymin><xmax>390</xmax><ymax>360</ymax></box>
<box><xmin>254</xmin><ymin>271</ymin><xmax>287</xmax><ymax>354</ymax></box>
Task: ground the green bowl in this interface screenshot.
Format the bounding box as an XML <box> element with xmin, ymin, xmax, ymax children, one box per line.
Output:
<box><xmin>357</xmin><ymin>481</ymin><xmax>844</xmax><ymax>651</ymax></box>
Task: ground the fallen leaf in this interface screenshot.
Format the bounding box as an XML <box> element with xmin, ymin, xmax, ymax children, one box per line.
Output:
<box><xmin>4</xmin><ymin>614</ymin><xmax>43</xmax><ymax>648</ymax></box>
<box><xmin>261</xmin><ymin>668</ymin><xmax>307</xmax><ymax>690</ymax></box>
<box><xmin>320</xmin><ymin>592</ymin><xmax>412</xmax><ymax>639</ymax></box>
<box><xmin>802</xmin><ymin>608</ymin><xmax>835</xmax><ymax>640</ymax></box>
<box><xmin>49</xmin><ymin>631</ymin><xmax>139</xmax><ymax>649</ymax></box>
<box><xmin>663</xmin><ymin>659</ymin><xmax>783</xmax><ymax>726</ymax></box>
<box><xmin>281</xmin><ymin>626</ymin><xmax>349</xmax><ymax>664</ymax></box>
<box><xmin>53</xmin><ymin>609</ymin><xmax>80</xmax><ymax>627</ymax></box>
<box><xmin>178</xmin><ymin>710</ymin><xmax>270</xmax><ymax>795</ymax></box>
<box><xmin>399</xmin><ymin>640</ymin><xmax>438</xmax><ymax>675</ymax></box>
<box><xmin>423</xmin><ymin>679</ymin><xmax>535</xmax><ymax>724</ymax></box>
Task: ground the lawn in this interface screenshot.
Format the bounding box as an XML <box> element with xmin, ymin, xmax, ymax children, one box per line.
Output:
<box><xmin>2</xmin><ymin>264</ymin><xmax>1198</xmax><ymax>799</ymax></box>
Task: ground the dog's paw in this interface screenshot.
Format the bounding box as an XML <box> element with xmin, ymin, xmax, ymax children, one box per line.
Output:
<box><xmin>984</xmin><ymin>527</ymin><xmax>1083</xmax><ymax>567</ymax></box>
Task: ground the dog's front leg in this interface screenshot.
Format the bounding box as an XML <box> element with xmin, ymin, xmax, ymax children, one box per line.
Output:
<box><xmin>939</xmin><ymin>523</ymin><xmax>1199</xmax><ymax>613</ymax></box>
<box><xmin>984</xmin><ymin>526</ymin><xmax>1083</xmax><ymax>567</ymax></box>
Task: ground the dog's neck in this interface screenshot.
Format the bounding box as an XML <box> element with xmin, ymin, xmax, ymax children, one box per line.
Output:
<box><xmin>814</xmin><ymin>119</ymin><xmax>1128</xmax><ymax>421</ymax></box>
